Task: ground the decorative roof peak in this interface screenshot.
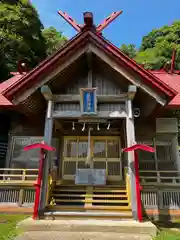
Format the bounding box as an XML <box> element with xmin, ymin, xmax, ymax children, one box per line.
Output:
<box><xmin>57</xmin><ymin>10</ymin><xmax>123</xmax><ymax>34</ymax></box>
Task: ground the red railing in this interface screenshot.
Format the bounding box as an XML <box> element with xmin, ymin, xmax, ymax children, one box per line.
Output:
<box><xmin>24</xmin><ymin>142</ymin><xmax>55</xmax><ymax>219</ymax></box>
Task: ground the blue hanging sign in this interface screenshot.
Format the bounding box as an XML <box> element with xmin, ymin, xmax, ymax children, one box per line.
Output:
<box><xmin>80</xmin><ymin>88</ymin><xmax>97</xmax><ymax>115</ymax></box>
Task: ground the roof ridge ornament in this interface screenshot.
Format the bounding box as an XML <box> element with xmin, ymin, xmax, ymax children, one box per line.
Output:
<box><xmin>17</xmin><ymin>60</ymin><xmax>28</xmax><ymax>74</ymax></box>
<box><xmin>57</xmin><ymin>10</ymin><xmax>123</xmax><ymax>33</ymax></box>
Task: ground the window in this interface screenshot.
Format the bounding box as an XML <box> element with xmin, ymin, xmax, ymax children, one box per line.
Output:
<box><xmin>9</xmin><ymin>136</ymin><xmax>58</xmax><ymax>169</ymax></box>
<box><xmin>93</xmin><ymin>140</ymin><xmax>106</xmax><ymax>158</ymax></box>
<box><xmin>64</xmin><ymin>139</ymin><xmax>77</xmax><ymax>158</ymax></box>
<box><xmin>138</xmin><ymin>140</ymin><xmax>156</xmax><ymax>171</ymax></box>
<box><xmin>156</xmin><ymin>140</ymin><xmax>172</xmax><ymax>162</ymax></box>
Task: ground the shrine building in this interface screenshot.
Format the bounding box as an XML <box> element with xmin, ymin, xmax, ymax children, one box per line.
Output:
<box><xmin>0</xmin><ymin>11</ymin><xmax>180</xmax><ymax>221</ymax></box>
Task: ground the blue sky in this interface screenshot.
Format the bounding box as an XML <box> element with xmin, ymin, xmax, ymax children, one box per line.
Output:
<box><xmin>31</xmin><ymin>0</ymin><xmax>180</xmax><ymax>48</ymax></box>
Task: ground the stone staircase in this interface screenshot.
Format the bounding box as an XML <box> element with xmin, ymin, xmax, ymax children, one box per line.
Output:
<box><xmin>16</xmin><ymin>182</ymin><xmax>156</xmax><ymax>240</ymax></box>
<box><xmin>45</xmin><ymin>182</ymin><xmax>132</xmax><ymax>219</ymax></box>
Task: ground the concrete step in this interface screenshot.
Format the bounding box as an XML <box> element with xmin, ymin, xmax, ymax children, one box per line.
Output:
<box><xmin>47</xmin><ymin>205</ymin><xmax>131</xmax><ymax>211</ymax></box>
<box><xmin>17</xmin><ymin>218</ymin><xmax>157</xmax><ymax>237</ymax></box>
<box><xmin>16</xmin><ymin>231</ymin><xmax>152</xmax><ymax>240</ymax></box>
<box><xmin>43</xmin><ymin>210</ymin><xmax>133</xmax><ymax>220</ymax></box>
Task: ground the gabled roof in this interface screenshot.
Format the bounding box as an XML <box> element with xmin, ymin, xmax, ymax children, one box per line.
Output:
<box><xmin>0</xmin><ymin>94</ymin><xmax>12</xmax><ymax>106</ymax></box>
<box><xmin>0</xmin><ymin>28</ymin><xmax>179</xmax><ymax>108</ymax></box>
<box><xmin>0</xmin><ymin>74</ymin><xmax>23</xmax><ymax>106</ymax></box>
<box><xmin>0</xmin><ymin>73</ymin><xmax>24</xmax><ymax>93</ymax></box>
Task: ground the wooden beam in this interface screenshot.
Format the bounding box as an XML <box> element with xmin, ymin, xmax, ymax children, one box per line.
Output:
<box><xmin>57</xmin><ymin>11</ymin><xmax>81</xmax><ymax>32</ymax></box>
<box><xmin>53</xmin><ymin>110</ymin><xmax>127</xmax><ymax>118</ymax></box>
<box><xmin>53</xmin><ymin>95</ymin><xmax>79</xmax><ymax>102</ymax></box>
<box><xmin>86</xmin><ymin>50</ymin><xmax>93</xmax><ymax>69</ymax></box>
<box><xmin>96</xmin><ymin>11</ymin><xmax>123</xmax><ymax>33</ymax></box>
<box><xmin>128</xmin><ymin>85</ymin><xmax>137</xmax><ymax>100</ymax></box>
<box><xmin>86</xmin><ymin>50</ymin><xmax>93</xmax><ymax>88</ymax></box>
<box><xmin>53</xmin><ymin>94</ymin><xmax>128</xmax><ymax>103</ymax></box>
<box><xmin>97</xmin><ymin>94</ymin><xmax>127</xmax><ymax>102</ymax></box>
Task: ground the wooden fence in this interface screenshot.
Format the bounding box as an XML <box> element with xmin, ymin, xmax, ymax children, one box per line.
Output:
<box><xmin>139</xmin><ymin>170</ymin><xmax>180</xmax><ymax>184</ymax></box>
<box><xmin>0</xmin><ymin>168</ymin><xmax>37</xmax><ymax>207</ymax></box>
<box><xmin>140</xmin><ymin>170</ymin><xmax>180</xmax><ymax>216</ymax></box>
<box><xmin>0</xmin><ymin>168</ymin><xmax>180</xmax><ymax>215</ymax></box>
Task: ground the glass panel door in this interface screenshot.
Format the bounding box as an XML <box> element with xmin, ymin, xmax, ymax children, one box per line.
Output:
<box><xmin>77</xmin><ymin>139</ymin><xmax>89</xmax><ymax>169</ymax></box>
<box><xmin>63</xmin><ymin>137</ymin><xmax>78</xmax><ymax>179</ymax></box>
<box><xmin>93</xmin><ymin>138</ymin><xmax>107</xmax><ymax>174</ymax></box>
<box><xmin>106</xmin><ymin>139</ymin><xmax>121</xmax><ymax>180</ymax></box>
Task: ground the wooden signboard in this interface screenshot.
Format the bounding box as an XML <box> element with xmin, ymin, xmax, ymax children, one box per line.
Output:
<box><xmin>156</xmin><ymin>118</ymin><xmax>178</xmax><ymax>133</ymax></box>
<box><xmin>75</xmin><ymin>169</ymin><xmax>106</xmax><ymax>185</ymax></box>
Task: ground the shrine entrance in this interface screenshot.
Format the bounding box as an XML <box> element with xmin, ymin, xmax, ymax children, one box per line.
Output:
<box><xmin>62</xmin><ymin>136</ymin><xmax>122</xmax><ymax>183</ymax></box>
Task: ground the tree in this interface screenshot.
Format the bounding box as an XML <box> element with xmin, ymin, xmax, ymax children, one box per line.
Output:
<box><xmin>120</xmin><ymin>44</ymin><xmax>137</xmax><ymax>58</ymax></box>
<box><xmin>42</xmin><ymin>27</ymin><xmax>67</xmax><ymax>56</ymax></box>
<box><xmin>0</xmin><ymin>0</ymin><xmax>46</xmax><ymax>81</ymax></box>
<box><xmin>135</xmin><ymin>21</ymin><xmax>180</xmax><ymax>70</ymax></box>
<box><xmin>0</xmin><ymin>38</ymin><xmax>9</xmax><ymax>81</ymax></box>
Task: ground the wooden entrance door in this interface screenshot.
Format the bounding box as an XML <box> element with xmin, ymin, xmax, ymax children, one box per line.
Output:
<box><xmin>62</xmin><ymin>136</ymin><xmax>122</xmax><ymax>181</ymax></box>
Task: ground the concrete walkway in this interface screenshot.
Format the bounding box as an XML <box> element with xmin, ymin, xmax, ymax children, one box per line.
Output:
<box><xmin>16</xmin><ymin>218</ymin><xmax>156</xmax><ymax>240</ymax></box>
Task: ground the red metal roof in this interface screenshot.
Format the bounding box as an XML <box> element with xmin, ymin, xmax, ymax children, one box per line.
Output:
<box><xmin>0</xmin><ymin>74</ymin><xmax>23</xmax><ymax>93</ymax></box>
<box><xmin>0</xmin><ymin>74</ymin><xmax>23</xmax><ymax>106</ymax></box>
<box><xmin>0</xmin><ymin>94</ymin><xmax>12</xmax><ymax>106</ymax></box>
<box><xmin>150</xmin><ymin>71</ymin><xmax>180</xmax><ymax>108</ymax></box>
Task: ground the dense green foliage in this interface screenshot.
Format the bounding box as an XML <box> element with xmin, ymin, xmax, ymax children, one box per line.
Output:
<box><xmin>0</xmin><ymin>0</ymin><xmax>47</xmax><ymax>81</ymax></box>
<box><xmin>42</xmin><ymin>27</ymin><xmax>67</xmax><ymax>56</ymax></box>
<box><xmin>120</xmin><ymin>44</ymin><xmax>137</xmax><ymax>59</ymax></box>
<box><xmin>0</xmin><ymin>0</ymin><xmax>67</xmax><ymax>82</ymax></box>
<box><xmin>0</xmin><ymin>38</ymin><xmax>9</xmax><ymax>81</ymax></box>
<box><xmin>120</xmin><ymin>21</ymin><xmax>180</xmax><ymax>70</ymax></box>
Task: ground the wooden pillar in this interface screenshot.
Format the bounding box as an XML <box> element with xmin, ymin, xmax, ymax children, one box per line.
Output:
<box><xmin>39</xmin><ymin>86</ymin><xmax>54</xmax><ymax>211</ymax></box>
<box><xmin>39</xmin><ymin>99</ymin><xmax>53</xmax><ymax>211</ymax></box>
<box><xmin>126</xmin><ymin>85</ymin><xmax>138</xmax><ymax>220</ymax></box>
<box><xmin>86</xmin><ymin>50</ymin><xmax>93</xmax><ymax>88</ymax></box>
<box><xmin>172</xmin><ymin>133</ymin><xmax>180</xmax><ymax>176</ymax></box>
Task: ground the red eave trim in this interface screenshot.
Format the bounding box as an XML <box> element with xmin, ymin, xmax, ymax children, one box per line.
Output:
<box><xmin>166</xmin><ymin>104</ymin><xmax>180</xmax><ymax>109</ymax></box>
<box><xmin>91</xmin><ymin>32</ymin><xmax>177</xmax><ymax>98</ymax></box>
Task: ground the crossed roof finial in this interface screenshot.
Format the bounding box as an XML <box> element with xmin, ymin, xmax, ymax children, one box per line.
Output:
<box><xmin>57</xmin><ymin>11</ymin><xmax>123</xmax><ymax>33</ymax></box>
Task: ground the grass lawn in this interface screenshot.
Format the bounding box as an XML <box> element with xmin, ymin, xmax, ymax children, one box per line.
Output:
<box><xmin>0</xmin><ymin>214</ymin><xmax>27</xmax><ymax>240</ymax></box>
<box><xmin>154</xmin><ymin>229</ymin><xmax>180</xmax><ymax>240</ymax></box>
<box><xmin>154</xmin><ymin>221</ymin><xmax>180</xmax><ymax>240</ymax></box>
